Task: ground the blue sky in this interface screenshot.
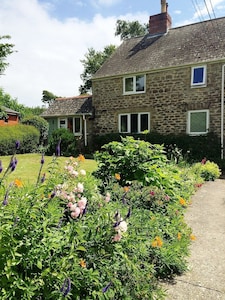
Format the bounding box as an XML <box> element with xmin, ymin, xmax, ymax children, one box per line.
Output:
<box><xmin>0</xmin><ymin>0</ymin><xmax>225</xmax><ymax>107</ymax></box>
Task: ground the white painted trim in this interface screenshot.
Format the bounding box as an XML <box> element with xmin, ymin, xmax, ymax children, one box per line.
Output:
<box><xmin>187</xmin><ymin>109</ymin><xmax>209</xmax><ymax>135</ymax></box>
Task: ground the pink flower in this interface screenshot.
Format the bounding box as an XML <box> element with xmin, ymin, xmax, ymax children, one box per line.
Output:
<box><xmin>69</xmin><ymin>204</ymin><xmax>77</xmax><ymax>212</ymax></box>
<box><xmin>67</xmin><ymin>202</ymin><xmax>73</xmax><ymax>208</ymax></box>
<box><xmin>150</xmin><ymin>191</ymin><xmax>155</xmax><ymax>196</ymax></box>
<box><xmin>71</xmin><ymin>207</ymin><xmax>81</xmax><ymax>218</ymax></box>
<box><xmin>78</xmin><ymin>197</ymin><xmax>87</xmax><ymax>210</ymax></box>
<box><xmin>112</xmin><ymin>233</ymin><xmax>122</xmax><ymax>242</ymax></box>
<box><xmin>71</xmin><ymin>170</ymin><xmax>79</xmax><ymax>177</ymax></box>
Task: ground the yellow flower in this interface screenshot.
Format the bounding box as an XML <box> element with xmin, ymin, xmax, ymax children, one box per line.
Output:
<box><xmin>14</xmin><ymin>179</ymin><xmax>23</xmax><ymax>188</ymax></box>
<box><xmin>115</xmin><ymin>173</ymin><xmax>121</xmax><ymax>180</ymax></box>
<box><xmin>151</xmin><ymin>236</ymin><xmax>163</xmax><ymax>248</ymax></box>
<box><xmin>78</xmin><ymin>154</ymin><xmax>85</xmax><ymax>162</ymax></box>
<box><xmin>177</xmin><ymin>232</ymin><xmax>182</xmax><ymax>241</ymax></box>
<box><xmin>79</xmin><ymin>259</ymin><xmax>86</xmax><ymax>268</ymax></box>
<box><xmin>179</xmin><ymin>197</ymin><xmax>187</xmax><ymax>206</ymax></box>
<box><xmin>190</xmin><ymin>234</ymin><xmax>196</xmax><ymax>241</ymax></box>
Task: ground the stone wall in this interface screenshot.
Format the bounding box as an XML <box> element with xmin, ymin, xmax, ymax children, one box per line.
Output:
<box><xmin>92</xmin><ymin>61</ymin><xmax>224</xmax><ymax>137</ymax></box>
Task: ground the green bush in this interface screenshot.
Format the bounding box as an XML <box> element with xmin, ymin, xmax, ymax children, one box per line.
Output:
<box><xmin>191</xmin><ymin>160</ymin><xmax>221</xmax><ymax>181</ymax></box>
<box><xmin>21</xmin><ymin>115</ymin><xmax>49</xmax><ymax>145</ymax></box>
<box><xmin>46</xmin><ymin>128</ymin><xmax>77</xmax><ymax>157</ymax></box>
<box><xmin>0</xmin><ymin>124</ymin><xmax>40</xmax><ymax>155</ymax></box>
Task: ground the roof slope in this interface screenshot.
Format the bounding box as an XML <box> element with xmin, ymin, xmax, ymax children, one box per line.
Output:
<box><xmin>41</xmin><ymin>96</ymin><xmax>92</xmax><ymax>117</ymax></box>
<box><xmin>1</xmin><ymin>106</ymin><xmax>20</xmax><ymax>115</ymax></box>
<box><xmin>93</xmin><ymin>17</ymin><xmax>225</xmax><ymax>79</ymax></box>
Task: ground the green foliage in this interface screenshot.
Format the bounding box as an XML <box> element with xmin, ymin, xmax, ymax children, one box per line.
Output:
<box><xmin>79</xmin><ymin>45</ymin><xmax>116</xmax><ymax>94</ymax></box>
<box><xmin>92</xmin><ymin>131</ymin><xmax>221</xmax><ymax>163</ymax></box>
<box><xmin>191</xmin><ymin>160</ymin><xmax>221</xmax><ymax>181</ymax></box>
<box><xmin>0</xmin><ymin>106</ymin><xmax>8</xmax><ymax>120</ymax></box>
<box><xmin>115</xmin><ymin>20</ymin><xmax>148</xmax><ymax>40</ymax></box>
<box><xmin>41</xmin><ymin>90</ymin><xmax>58</xmax><ymax>106</ymax></box>
<box><xmin>0</xmin><ymin>125</ymin><xmax>40</xmax><ymax>155</ymax></box>
<box><xmin>0</xmin><ymin>88</ymin><xmax>45</xmax><ymax>119</ymax></box>
<box><xmin>21</xmin><ymin>115</ymin><xmax>49</xmax><ymax>145</ymax></box>
<box><xmin>46</xmin><ymin>128</ymin><xmax>77</xmax><ymax>157</ymax></box>
<box><xmin>1</xmin><ymin>137</ymin><xmax>214</xmax><ymax>299</ymax></box>
<box><xmin>0</xmin><ymin>35</ymin><xmax>15</xmax><ymax>75</ymax></box>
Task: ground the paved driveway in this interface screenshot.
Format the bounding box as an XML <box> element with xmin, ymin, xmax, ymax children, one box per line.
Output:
<box><xmin>163</xmin><ymin>179</ymin><xmax>225</xmax><ymax>299</ymax></box>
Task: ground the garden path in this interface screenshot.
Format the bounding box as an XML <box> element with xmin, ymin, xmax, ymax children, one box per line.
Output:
<box><xmin>163</xmin><ymin>179</ymin><xmax>225</xmax><ymax>300</ymax></box>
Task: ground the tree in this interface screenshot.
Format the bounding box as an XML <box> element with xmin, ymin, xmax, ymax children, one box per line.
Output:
<box><xmin>0</xmin><ymin>35</ymin><xmax>15</xmax><ymax>75</ymax></box>
<box><xmin>41</xmin><ymin>90</ymin><xmax>58</xmax><ymax>106</ymax></box>
<box><xmin>79</xmin><ymin>45</ymin><xmax>116</xmax><ymax>94</ymax></box>
<box><xmin>115</xmin><ymin>20</ymin><xmax>148</xmax><ymax>40</ymax></box>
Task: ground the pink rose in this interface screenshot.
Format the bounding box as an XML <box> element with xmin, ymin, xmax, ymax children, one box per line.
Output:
<box><xmin>71</xmin><ymin>207</ymin><xmax>81</xmax><ymax>218</ymax></box>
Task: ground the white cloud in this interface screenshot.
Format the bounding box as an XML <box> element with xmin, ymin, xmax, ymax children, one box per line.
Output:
<box><xmin>0</xmin><ymin>0</ymin><xmax>121</xmax><ymax>107</ymax></box>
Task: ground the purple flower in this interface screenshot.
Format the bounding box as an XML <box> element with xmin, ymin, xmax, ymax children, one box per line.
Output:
<box><xmin>56</xmin><ymin>139</ymin><xmax>61</xmax><ymax>157</ymax></box>
<box><xmin>41</xmin><ymin>173</ymin><xmax>46</xmax><ymax>183</ymax></box>
<box><xmin>15</xmin><ymin>140</ymin><xmax>20</xmax><ymax>150</ymax></box>
<box><xmin>2</xmin><ymin>190</ymin><xmax>9</xmax><ymax>205</ymax></box>
<box><xmin>102</xmin><ymin>282</ymin><xmax>112</xmax><ymax>293</ymax></box>
<box><xmin>50</xmin><ymin>191</ymin><xmax>56</xmax><ymax>198</ymax></box>
<box><xmin>10</xmin><ymin>158</ymin><xmax>17</xmax><ymax>172</ymax></box>
<box><xmin>0</xmin><ymin>160</ymin><xmax>3</xmax><ymax>173</ymax></box>
<box><xmin>60</xmin><ymin>278</ymin><xmax>71</xmax><ymax>297</ymax></box>
<box><xmin>41</xmin><ymin>154</ymin><xmax>45</xmax><ymax>165</ymax></box>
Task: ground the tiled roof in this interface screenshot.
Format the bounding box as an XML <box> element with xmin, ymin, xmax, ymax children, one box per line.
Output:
<box><xmin>41</xmin><ymin>96</ymin><xmax>92</xmax><ymax>117</ymax></box>
<box><xmin>1</xmin><ymin>106</ymin><xmax>20</xmax><ymax>115</ymax></box>
<box><xmin>93</xmin><ymin>17</ymin><xmax>225</xmax><ymax>79</ymax></box>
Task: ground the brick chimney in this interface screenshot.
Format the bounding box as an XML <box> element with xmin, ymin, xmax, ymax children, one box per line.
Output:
<box><xmin>149</xmin><ymin>0</ymin><xmax>172</xmax><ymax>35</ymax></box>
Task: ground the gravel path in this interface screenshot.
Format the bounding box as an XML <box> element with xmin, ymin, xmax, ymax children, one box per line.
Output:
<box><xmin>163</xmin><ymin>179</ymin><xmax>225</xmax><ymax>300</ymax></box>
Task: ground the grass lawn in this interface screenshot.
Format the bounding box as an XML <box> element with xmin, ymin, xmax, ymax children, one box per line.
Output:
<box><xmin>0</xmin><ymin>153</ymin><xmax>98</xmax><ymax>185</ymax></box>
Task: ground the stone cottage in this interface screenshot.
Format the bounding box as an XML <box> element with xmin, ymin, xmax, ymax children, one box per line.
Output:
<box><xmin>91</xmin><ymin>1</ymin><xmax>225</xmax><ymax>158</ymax></box>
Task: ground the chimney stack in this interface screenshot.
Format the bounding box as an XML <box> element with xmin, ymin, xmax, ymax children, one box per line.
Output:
<box><xmin>149</xmin><ymin>1</ymin><xmax>172</xmax><ymax>35</ymax></box>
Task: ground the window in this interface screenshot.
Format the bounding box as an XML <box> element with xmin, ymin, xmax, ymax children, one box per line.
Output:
<box><xmin>123</xmin><ymin>75</ymin><xmax>146</xmax><ymax>94</ymax></box>
<box><xmin>187</xmin><ymin>110</ymin><xmax>209</xmax><ymax>135</ymax></box>
<box><xmin>59</xmin><ymin>118</ymin><xmax>67</xmax><ymax>129</ymax></box>
<box><xmin>191</xmin><ymin>66</ymin><xmax>206</xmax><ymax>86</ymax></box>
<box><xmin>74</xmin><ymin>117</ymin><xmax>82</xmax><ymax>135</ymax></box>
<box><xmin>119</xmin><ymin>113</ymin><xmax>150</xmax><ymax>133</ymax></box>
<box><xmin>58</xmin><ymin>117</ymin><xmax>82</xmax><ymax>135</ymax></box>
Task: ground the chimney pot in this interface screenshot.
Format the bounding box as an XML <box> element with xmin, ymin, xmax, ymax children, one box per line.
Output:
<box><xmin>161</xmin><ymin>0</ymin><xmax>167</xmax><ymax>13</ymax></box>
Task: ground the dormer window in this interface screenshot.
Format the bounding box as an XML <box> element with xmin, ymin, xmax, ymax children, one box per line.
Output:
<box><xmin>191</xmin><ymin>66</ymin><xmax>207</xmax><ymax>87</ymax></box>
<box><xmin>123</xmin><ymin>75</ymin><xmax>146</xmax><ymax>94</ymax></box>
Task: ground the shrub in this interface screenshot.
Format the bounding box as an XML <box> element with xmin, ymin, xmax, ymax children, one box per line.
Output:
<box><xmin>21</xmin><ymin>115</ymin><xmax>49</xmax><ymax>145</ymax></box>
<box><xmin>46</xmin><ymin>128</ymin><xmax>77</xmax><ymax>157</ymax></box>
<box><xmin>0</xmin><ymin>124</ymin><xmax>40</xmax><ymax>155</ymax></box>
<box><xmin>191</xmin><ymin>160</ymin><xmax>221</xmax><ymax>181</ymax></box>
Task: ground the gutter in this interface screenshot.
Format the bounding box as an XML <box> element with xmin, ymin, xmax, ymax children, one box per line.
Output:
<box><xmin>221</xmin><ymin>64</ymin><xmax>225</xmax><ymax>159</ymax></box>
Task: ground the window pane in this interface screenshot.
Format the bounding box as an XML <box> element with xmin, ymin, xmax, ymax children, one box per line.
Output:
<box><xmin>140</xmin><ymin>114</ymin><xmax>149</xmax><ymax>132</ymax></box>
<box><xmin>125</xmin><ymin>78</ymin><xmax>133</xmax><ymax>92</ymax></box>
<box><xmin>68</xmin><ymin>117</ymin><xmax>73</xmax><ymax>133</ymax></box>
<box><xmin>120</xmin><ymin>115</ymin><xmax>128</xmax><ymax>132</ymax></box>
<box><xmin>74</xmin><ymin>117</ymin><xmax>81</xmax><ymax>133</ymax></box>
<box><xmin>131</xmin><ymin>114</ymin><xmax>138</xmax><ymax>133</ymax></box>
<box><xmin>193</xmin><ymin>67</ymin><xmax>204</xmax><ymax>84</ymax></box>
<box><xmin>190</xmin><ymin>112</ymin><xmax>207</xmax><ymax>132</ymax></box>
<box><xmin>136</xmin><ymin>75</ymin><xmax>145</xmax><ymax>92</ymax></box>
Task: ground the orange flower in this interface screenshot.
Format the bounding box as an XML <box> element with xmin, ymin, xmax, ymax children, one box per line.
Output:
<box><xmin>115</xmin><ymin>173</ymin><xmax>121</xmax><ymax>180</ymax></box>
<box><xmin>190</xmin><ymin>234</ymin><xmax>196</xmax><ymax>241</ymax></box>
<box><xmin>177</xmin><ymin>232</ymin><xmax>182</xmax><ymax>241</ymax></box>
<box><xmin>79</xmin><ymin>259</ymin><xmax>86</xmax><ymax>268</ymax></box>
<box><xmin>151</xmin><ymin>236</ymin><xmax>163</xmax><ymax>248</ymax></box>
<box><xmin>14</xmin><ymin>179</ymin><xmax>23</xmax><ymax>188</ymax></box>
<box><xmin>123</xmin><ymin>186</ymin><xmax>129</xmax><ymax>193</ymax></box>
<box><xmin>78</xmin><ymin>154</ymin><xmax>85</xmax><ymax>162</ymax></box>
<box><xmin>179</xmin><ymin>197</ymin><xmax>186</xmax><ymax>206</ymax></box>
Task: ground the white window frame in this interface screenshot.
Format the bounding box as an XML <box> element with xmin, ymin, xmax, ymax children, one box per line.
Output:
<box><xmin>58</xmin><ymin>117</ymin><xmax>83</xmax><ymax>135</ymax></box>
<box><xmin>58</xmin><ymin>118</ymin><xmax>67</xmax><ymax>129</ymax></box>
<box><xmin>118</xmin><ymin>112</ymin><xmax>150</xmax><ymax>133</ymax></box>
<box><xmin>191</xmin><ymin>65</ymin><xmax>207</xmax><ymax>87</ymax></box>
<box><xmin>123</xmin><ymin>74</ymin><xmax>146</xmax><ymax>95</ymax></box>
<box><xmin>187</xmin><ymin>109</ymin><xmax>209</xmax><ymax>135</ymax></box>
